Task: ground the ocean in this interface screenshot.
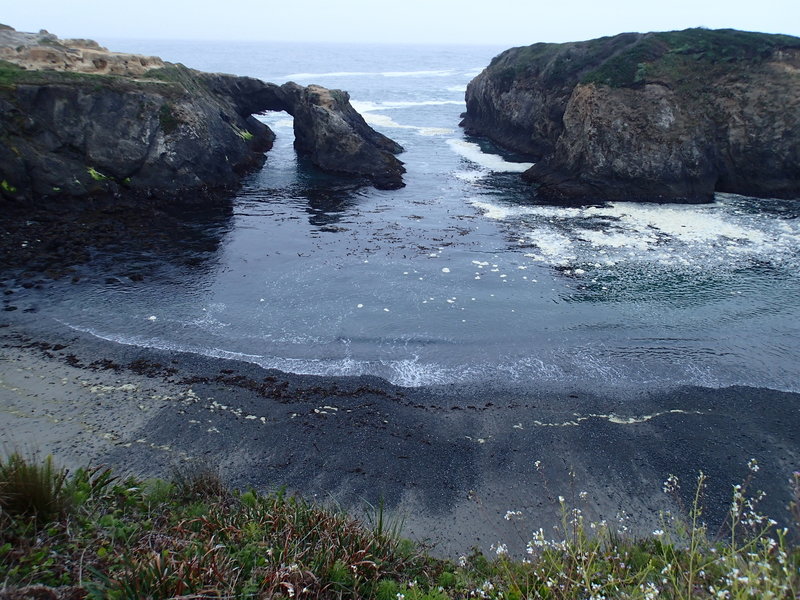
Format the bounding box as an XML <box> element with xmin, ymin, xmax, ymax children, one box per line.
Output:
<box><xmin>8</xmin><ymin>40</ymin><xmax>800</xmax><ymax>393</ymax></box>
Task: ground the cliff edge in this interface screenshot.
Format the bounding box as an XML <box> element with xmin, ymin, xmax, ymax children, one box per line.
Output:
<box><xmin>461</xmin><ymin>28</ymin><xmax>800</xmax><ymax>202</ymax></box>
<box><xmin>0</xmin><ymin>26</ymin><xmax>404</xmax><ymax>203</ymax></box>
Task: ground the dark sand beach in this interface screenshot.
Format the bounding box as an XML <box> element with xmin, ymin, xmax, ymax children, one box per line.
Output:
<box><xmin>2</xmin><ymin>316</ymin><xmax>798</xmax><ymax>557</ymax></box>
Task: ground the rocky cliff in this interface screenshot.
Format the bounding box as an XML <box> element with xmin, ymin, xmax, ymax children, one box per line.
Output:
<box><xmin>461</xmin><ymin>28</ymin><xmax>800</xmax><ymax>202</ymax></box>
<box><xmin>0</xmin><ymin>26</ymin><xmax>404</xmax><ymax>203</ymax></box>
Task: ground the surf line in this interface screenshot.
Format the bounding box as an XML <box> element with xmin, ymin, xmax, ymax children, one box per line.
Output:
<box><xmin>531</xmin><ymin>409</ymin><xmax>707</xmax><ymax>427</ymax></box>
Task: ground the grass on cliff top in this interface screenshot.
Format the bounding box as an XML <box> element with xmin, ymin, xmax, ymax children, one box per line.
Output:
<box><xmin>488</xmin><ymin>28</ymin><xmax>800</xmax><ymax>90</ymax></box>
<box><xmin>2</xmin><ymin>453</ymin><xmax>799</xmax><ymax>599</ymax></box>
<box><xmin>0</xmin><ymin>59</ymin><xmax>188</xmax><ymax>96</ymax></box>
<box><xmin>582</xmin><ymin>28</ymin><xmax>800</xmax><ymax>88</ymax></box>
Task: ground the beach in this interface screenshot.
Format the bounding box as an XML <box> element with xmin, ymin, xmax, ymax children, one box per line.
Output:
<box><xmin>2</xmin><ymin>316</ymin><xmax>798</xmax><ymax>557</ymax></box>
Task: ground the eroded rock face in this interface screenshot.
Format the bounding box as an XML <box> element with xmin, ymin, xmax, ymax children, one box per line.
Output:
<box><xmin>0</xmin><ymin>26</ymin><xmax>404</xmax><ymax>202</ymax></box>
<box><xmin>278</xmin><ymin>83</ymin><xmax>405</xmax><ymax>190</ymax></box>
<box><xmin>0</xmin><ymin>66</ymin><xmax>276</xmax><ymax>201</ymax></box>
<box><xmin>0</xmin><ymin>26</ymin><xmax>164</xmax><ymax>76</ymax></box>
<box><xmin>462</xmin><ymin>29</ymin><xmax>800</xmax><ymax>202</ymax></box>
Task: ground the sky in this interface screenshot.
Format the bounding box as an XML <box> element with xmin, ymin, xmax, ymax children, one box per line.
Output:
<box><xmin>3</xmin><ymin>0</ymin><xmax>800</xmax><ymax>46</ymax></box>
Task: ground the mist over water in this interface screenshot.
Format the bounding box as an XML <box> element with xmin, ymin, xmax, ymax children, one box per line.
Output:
<box><xmin>8</xmin><ymin>41</ymin><xmax>800</xmax><ymax>392</ymax></box>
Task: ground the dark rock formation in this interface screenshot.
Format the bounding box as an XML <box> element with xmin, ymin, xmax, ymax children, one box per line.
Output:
<box><xmin>0</xmin><ymin>27</ymin><xmax>404</xmax><ymax>203</ymax></box>
<box><xmin>0</xmin><ymin>65</ymin><xmax>275</xmax><ymax>202</ymax></box>
<box><xmin>278</xmin><ymin>83</ymin><xmax>405</xmax><ymax>190</ymax></box>
<box><xmin>461</xmin><ymin>28</ymin><xmax>800</xmax><ymax>202</ymax></box>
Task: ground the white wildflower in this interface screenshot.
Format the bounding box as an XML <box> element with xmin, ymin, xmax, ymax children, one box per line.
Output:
<box><xmin>663</xmin><ymin>474</ymin><xmax>679</xmax><ymax>493</ymax></box>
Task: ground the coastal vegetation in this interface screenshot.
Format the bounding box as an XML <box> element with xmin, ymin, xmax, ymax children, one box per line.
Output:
<box><xmin>0</xmin><ymin>60</ymin><xmax>179</xmax><ymax>96</ymax></box>
<box><xmin>1</xmin><ymin>453</ymin><xmax>798</xmax><ymax>599</ymax></box>
<box><xmin>578</xmin><ymin>28</ymin><xmax>800</xmax><ymax>89</ymax></box>
<box><xmin>486</xmin><ymin>28</ymin><xmax>800</xmax><ymax>90</ymax></box>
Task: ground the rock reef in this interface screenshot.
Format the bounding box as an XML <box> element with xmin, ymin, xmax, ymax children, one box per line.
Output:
<box><xmin>461</xmin><ymin>28</ymin><xmax>800</xmax><ymax>202</ymax></box>
<box><xmin>0</xmin><ymin>25</ymin><xmax>404</xmax><ymax>203</ymax></box>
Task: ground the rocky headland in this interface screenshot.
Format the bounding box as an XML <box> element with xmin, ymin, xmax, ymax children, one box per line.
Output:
<box><xmin>461</xmin><ymin>28</ymin><xmax>800</xmax><ymax>203</ymax></box>
<box><xmin>0</xmin><ymin>25</ymin><xmax>405</xmax><ymax>204</ymax></box>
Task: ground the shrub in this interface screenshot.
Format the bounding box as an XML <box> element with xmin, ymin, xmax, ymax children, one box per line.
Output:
<box><xmin>0</xmin><ymin>453</ymin><xmax>69</xmax><ymax>522</ymax></box>
<box><xmin>158</xmin><ymin>103</ymin><xmax>179</xmax><ymax>134</ymax></box>
<box><xmin>169</xmin><ymin>462</ymin><xmax>229</xmax><ymax>502</ymax></box>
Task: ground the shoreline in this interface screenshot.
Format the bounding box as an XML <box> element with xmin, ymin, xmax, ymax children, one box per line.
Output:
<box><xmin>1</xmin><ymin>316</ymin><xmax>799</xmax><ymax>556</ymax></box>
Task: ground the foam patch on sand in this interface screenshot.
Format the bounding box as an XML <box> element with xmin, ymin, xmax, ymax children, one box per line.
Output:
<box><xmin>532</xmin><ymin>409</ymin><xmax>706</xmax><ymax>427</ymax></box>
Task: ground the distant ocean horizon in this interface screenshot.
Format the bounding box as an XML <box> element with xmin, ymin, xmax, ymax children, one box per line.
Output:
<box><xmin>8</xmin><ymin>39</ymin><xmax>800</xmax><ymax>393</ymax></box>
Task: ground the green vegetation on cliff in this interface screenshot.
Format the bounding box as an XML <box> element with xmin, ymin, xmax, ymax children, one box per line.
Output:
<box><xmin>0</xmin><ymin>60</ymin><xmax>114</xmax><ymax>89</ymax></box>
<box><xmin>486</xmin><ymin>28</ymin><xmax>800</xmax><ymax>91</ymax></box>
<box><xmin>2</xmin><ymin>454</ymin><xmax>799</xmax><ymax>599</ymax></box>
<box><xmin>0</xmin><ymin>59</ymin><xmax>188</xmax><ymax>97</ymax></box>
<box><xmin>582</xmin><ymin>28</ymin><xmax>800</xmax><ymax>88</ymax></box>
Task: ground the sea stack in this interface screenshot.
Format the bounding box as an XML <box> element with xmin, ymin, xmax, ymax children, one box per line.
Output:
<box><xmin>461</xmin><ymin>28</ymin><xmax>800</xmax><ymax>203</ymax></box>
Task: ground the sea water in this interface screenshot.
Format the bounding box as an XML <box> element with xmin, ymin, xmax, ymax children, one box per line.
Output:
<box><xmin>10</xmin><ymin>40</ymin><xmax>800</xmax><ymax>391</ymax></box>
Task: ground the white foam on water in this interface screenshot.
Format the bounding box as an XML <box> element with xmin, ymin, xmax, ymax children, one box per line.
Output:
<box><xmin>381</xmin><ymin>70</ymin><xmax>455</xmax><ymax>78</ymax></box>
<box><xmin>359</xmin><ymin>112</ymin><xmax>452</xmax><ymax>136</ymax></box>
<box><xmin>468</xmin><ymin>194</ymin><xmax>800</xmax><ymax>271</ymax></box>
<box><xmin>57</xmin><ymin>321</ymin><xmax>799</xmax><ymax>392</ymax></box>
<box><xmin>349</xmin><ymin>100</ymin><xmax>461</xmax><ymax>137</ymax></box>
<box><xmin>463</xmin><ymin>68</ymin><xmax>484</xmax><ymax>78</ymax></box>
<box><xmin>601</xmin><ymin>203</ymin><xmax>769</xmax><ymax>245</ymax></box>
<box><xmin>417</xmin><ymin>126</ymin><xmax>455</xmax><ymax>136</ymax></box>
<box><xmin>273</xmin><ymin>118</ymin><xmax>294</xmax><ymax>129</ymax></box>
<box><xmin>469</xmin><ymin>200</ymin><xmax>540</xmax><ymax>220</ymax></box>
<box><xmin>447</xmin><ymin>84</ymin><xmax>467</xmax><ymax>93</ymax></box>
<box><xmin>351</xmin><ymin>100</ymin><xmax>463</xmax><ymax>112</ymax></box>
<box><xmin>576</xmin><ymin>229</ymin><xmax>656</xmax><ymax>251</ymax></box>
<box><xmin>525</xmin><ymin>229</ymin><xmax>576</xmax><ymax>262</ymax></box>
<box><xmin>360</xmin><ymin>113</ymin><xmax>416</xmax><ymax>130</ymax></box>
<box><xmin>280</xmin><ymin>69</ymin><xmax>456</xmax><ymax>80</ymax></box>
<box><xmin>447</xmin><ymin>139</ymin><xmax>534</xmax><ymax>172</ymax></box>
<box><xmin>454</xmin><ymin>170</ymin><xmax>486</xmax><ymax>182</ymax></box>
<box><xmin>256</xmin><ymin>114</ymin><xmax>293</xmax><ymax>129</ymax></box>
<box><xmin>386</xmin><ymin>357</ymin><xmax>451</xmax><ymax>386</ymax></box>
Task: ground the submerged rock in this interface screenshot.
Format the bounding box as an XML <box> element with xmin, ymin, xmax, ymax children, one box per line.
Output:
<box><xmin>0</xmin><ymin>26</ymin><xmax>404</xmax><ymax>203</ymax></box>
<box><xmin>461</xmin><ymin>28</ymin><xmax>800</xmax><ymax>203</ymax></box>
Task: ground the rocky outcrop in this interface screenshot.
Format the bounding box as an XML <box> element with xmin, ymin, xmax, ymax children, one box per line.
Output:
<box><xmin>278</xmin><ymin>83</ymin><xmax>405</xmax><ymax>190</ymax></box>
<box><xmin>461</xmin><ymin>28</ymin><xmax>800</xmax><ymax>202</ymax></box>
<box><xmin>0</xmin><ymin>25</ymin><xmax>164</xmax><ymax>77</ymax></box>
<box><xmin>0</xmin><ymin>64</ymin><xmax>276</xmax><ymax>201</ymax></box>
<box><xmin>0</xmin><ymin>26</ymin><xmax>404</xmax><ymax>203</ymax></box>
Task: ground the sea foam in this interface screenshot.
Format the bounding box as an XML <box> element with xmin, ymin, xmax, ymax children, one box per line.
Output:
<box><xmin>447</xmin><ymin>139</ymin><xmax>534</xmax><ymax>172</ymax></box>
<box><xmin>279</xmin><ymin>69</ymin><xmax>456</xmax><ymax>80</ymax></box>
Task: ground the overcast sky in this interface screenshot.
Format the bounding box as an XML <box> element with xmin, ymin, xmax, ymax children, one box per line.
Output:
<box><xmin>4</xmin><ymin>0</ymin><xmax>799</xmax><ymax>45</ymax></box>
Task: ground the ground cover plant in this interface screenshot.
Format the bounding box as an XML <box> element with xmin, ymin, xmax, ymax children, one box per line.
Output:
<box><xmin>1</xmin><ymin>453</ymin><xmax>798</xmax><ymax>599</ymax></box>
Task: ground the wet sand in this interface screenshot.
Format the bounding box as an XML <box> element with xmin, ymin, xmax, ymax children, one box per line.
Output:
<box><xmin>1</xmin><ymin>318</ymin><xmax>798</xmax><ymax>557</ymax></box>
